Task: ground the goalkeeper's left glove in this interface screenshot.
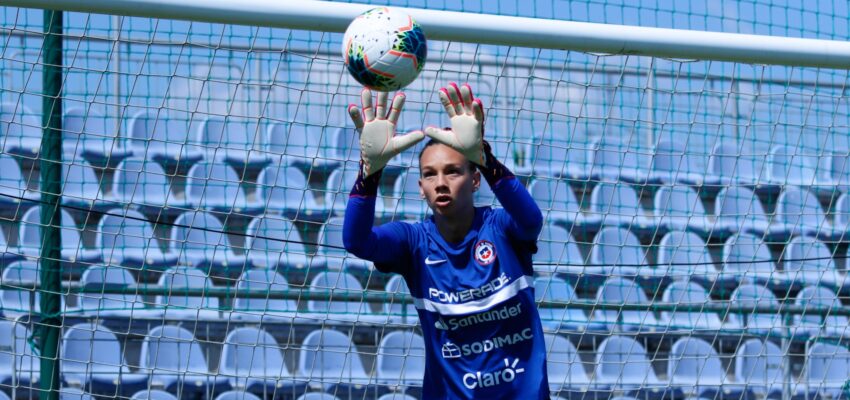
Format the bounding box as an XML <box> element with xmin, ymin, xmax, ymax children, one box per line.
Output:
<box><xmin>424</xmin><ymin>82</ymin><xmax>487</xmax><ymax>166</ymax></box>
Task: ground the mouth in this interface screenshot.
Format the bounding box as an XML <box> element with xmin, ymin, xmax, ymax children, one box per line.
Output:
<box><xmin>434</xmin><ymin>194</ymin><xmax>452</xmax><ymax>208</ymax></box>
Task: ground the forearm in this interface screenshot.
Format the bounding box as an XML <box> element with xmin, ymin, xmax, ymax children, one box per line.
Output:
<box><xmin>342</xmin><ymin>168</ymin><xmax>409</xmax><ymax>263</ymax></box>
<box><xmin>477</xmin><ymin>141</ymin><xmax>544</xmax><ymax>241</ymax></box>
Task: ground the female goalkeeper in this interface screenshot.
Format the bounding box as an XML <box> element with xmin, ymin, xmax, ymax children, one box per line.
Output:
<box><xmin>343</xmin><ymin>83</ymin><xmax>548</xmax><ymax>399</ymax></box>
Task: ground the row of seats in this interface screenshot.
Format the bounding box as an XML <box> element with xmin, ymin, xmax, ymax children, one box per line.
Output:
<box><xmin>0</xmin><ymin>388</ymin><xmax>413</xmax><ymax>400</ymax></box>
<box><xmin>539</xmin><ymin>226</ymin><xmax>850</xmax><ymax>288</ymax></box>
<box><xmin>536</xmin><ymin>276</ymin><xmax>848</xmax><ymax>338</ymax></box>
<box><xmin>3</xmin><ymin>320</ymin><xmax>849</xmax><ymax>400</ymax></box>
<box><xmin>3</xmin><ymin>104</ymin><xmax>848</xmax><ymax>190</ymax></box>
<box><xmin>3</xmin><ymin>260</ymin><xmax>848</xmax><ymax>340</ymax></box>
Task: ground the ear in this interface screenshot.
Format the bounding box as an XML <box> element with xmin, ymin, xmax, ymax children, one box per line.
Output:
<box><xmin>418</xmin><ymin>176</ymin><xmax>426</xmax><ymax>199</ymax></box>
<box><xmin>472</xmin><ymin>169</ymin><xmax>481</xmax><ymax>192</ymax></box>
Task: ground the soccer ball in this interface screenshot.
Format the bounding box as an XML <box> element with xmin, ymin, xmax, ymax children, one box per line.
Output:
<box><xmin>342</xmin><ymin>7</ymin><xmax>427</xmax><ymax>92</ymax></box>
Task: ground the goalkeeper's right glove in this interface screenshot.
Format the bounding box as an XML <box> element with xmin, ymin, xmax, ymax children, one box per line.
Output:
<box><xmin>348</xmin><ymin>88</ymin><xmax>425</xmax><ymax>177</ymax></box>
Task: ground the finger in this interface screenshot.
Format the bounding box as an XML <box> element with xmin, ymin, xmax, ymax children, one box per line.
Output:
<box><xmin>472</xmin><ymin>98</ymin><xmax>485</xmax><ymax>122</ymax></box>
<box><xmin>460</xmin><ymin>83</ymin><xmax>475</xmax><ymax>113</ymax></box>
<box><xmin>376</xmin><ymin>91</ymin><xmax>389</xmax><ymax>120</ymax></box>
<box><xmin>438</xmin><ymin>89</ymin><xmax>457</xmax><ymax>118</ymax></box>
<box><xmin>361</xmin><ymin>88</ymin><xmax>375</xmax><ymax>121</ymax></box>
<box><xmin>388</xmin><ymin>93</ymin><xmax>405</xmax><ymax>125</ymax></box>
<box><xmin>424</xmin><ymin>126</ymin><xmax>456</xmax><ymax>145</ymax></box>
<box><xmin>389</xmin><ymin>130</ymin><xmax>425</xmax><ymax>154</ymax></box>
<box><xmin>348</xmin><ymin>104</ymin><xmax>365</xmax><ymax>131</ymax></box>
<box><xmin>447</xmin><ymin>82</ymin><xmax>464</xmax><ymax>115</ymax></box>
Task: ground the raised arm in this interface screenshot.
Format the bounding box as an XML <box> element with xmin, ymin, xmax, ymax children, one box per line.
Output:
<box><xmin>425</xmin><ymin>83</ymin><xmax>543</xmax><ymax>241</ymax></box>
<box><xmin>341</xmin><ymin>88</ymin><xmax>424</xmax><ymax>266</ymax></box>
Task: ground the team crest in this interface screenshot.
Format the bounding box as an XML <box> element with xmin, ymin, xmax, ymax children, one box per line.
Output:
<box><xmin>474</xmin><ymin>240</ymin><xmax>497</xmax><ymax>265</ymax></box>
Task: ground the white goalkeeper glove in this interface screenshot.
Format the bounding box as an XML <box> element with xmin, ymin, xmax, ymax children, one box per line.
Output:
<box><xmin>348</xmin><ymin>89</ymin><xmax>425</xmax><ymax>177</ymax></box>
<box><xmin>424</xmin><ymin>83</ymin><xmax>487</xmax><ymax>166</ymax></box>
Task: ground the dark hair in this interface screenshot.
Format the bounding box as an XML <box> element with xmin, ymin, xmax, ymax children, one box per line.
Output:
<box><xmin>418</xmin><ymin>138</ymin><xmax>476</xmax><ymax>172</ymax></box>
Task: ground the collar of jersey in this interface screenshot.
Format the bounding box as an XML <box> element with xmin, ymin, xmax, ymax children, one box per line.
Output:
<box><xmin>424</xmin><ymin>206</ymin><xmax>488</xmax><ymax>253</ymax></box>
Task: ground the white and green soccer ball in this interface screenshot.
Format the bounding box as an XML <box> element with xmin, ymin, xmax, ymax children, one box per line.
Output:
<box><xmin>342</xmin><ymin>7</ymin><xmax>427</xmax><ymax>92</ymax></box>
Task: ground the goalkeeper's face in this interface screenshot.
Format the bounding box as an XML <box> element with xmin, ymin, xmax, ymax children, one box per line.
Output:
<box><xmin>418</xmin><ymin>143</ymin><xmax>480</xmax><ymax>217</ymax></box>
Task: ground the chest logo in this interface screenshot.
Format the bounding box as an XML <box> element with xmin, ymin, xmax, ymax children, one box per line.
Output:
<box><xmin>474</xmin><ymin>240</ymin><xmax>497</xmax><ymax>266</ymax></box>
<box><xmin>425</xmin><ymin>256</ymin><xmax>447</xmax><ymax>265</ymax></box>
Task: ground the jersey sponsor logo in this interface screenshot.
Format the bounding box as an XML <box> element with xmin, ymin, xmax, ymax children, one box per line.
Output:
<box><xmin>474</xmin><ymin>240</ymin><xmax>497</xmax><ymax>265</ymax></box>
<box><xmin>433</xmin><ymin>302</ymin><xmax>522</xmax><ymax>331</ymax></box>
<box><xmin>428</xmin><ymin>273</ymin><xmax>510</xmax><ymax>303</ymax></box>
<box><xmin>441</xmin><ymin>341</ymin><xmax>461</xmax><ymax>359</ymax></box>
<box><xmin>441</xmin><ymin>328</ymin><xmax>533</xmax><ymax>359</ymax></box>
<box><xmin>462</xmin><ymin>358</ymin><xmax>526</xmax><ymax>389</ymax></box>
<box><xmin>424</xmin><ymin>256</ymin><xmax>447</xmax><ymax>265</ymax></box>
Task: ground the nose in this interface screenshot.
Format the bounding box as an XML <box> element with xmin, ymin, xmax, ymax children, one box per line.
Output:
<box><xmin>435</xmin><ymin>173</ymin><xmax>449</xmax><ymax>191</ymax></box>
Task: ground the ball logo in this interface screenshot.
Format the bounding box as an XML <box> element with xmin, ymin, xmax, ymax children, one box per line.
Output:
<box><xmin>474</xmin><ymin>240</ymin><xmax>496</xmax><ymax>266</ymax></box>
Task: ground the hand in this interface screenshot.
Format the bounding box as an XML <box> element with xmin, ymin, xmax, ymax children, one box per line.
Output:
<box><xmin>424</xmin><ymin>83</ymin><xmax>486</xmax><ymax>165</ymax></box>
<box><xmin>348</xmin><ymin>88</ymin><xmax>425</xmax><ymax>176</ymax></box>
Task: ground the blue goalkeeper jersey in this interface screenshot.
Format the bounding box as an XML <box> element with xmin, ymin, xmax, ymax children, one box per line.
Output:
<box><xmin>343</xmin><ymin>158</ymin><xmax>548</xmax><ymax>399</ymax></box>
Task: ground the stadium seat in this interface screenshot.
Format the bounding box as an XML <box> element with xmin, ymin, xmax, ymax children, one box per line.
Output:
<box><xmin>212</xmin><ymin>391</ymin><xmax>262</xmax><ymax>400</ymax></box>
<box><xmin>383</xmin><ymin>275</ymin><xmax>418</xmax><ymax>326</ymax></box>
<box><xmin>714</xmin><ymin>186</ymin><xmax>791</xmax><ymax>240</ymax></box>
<box><xmin>801</xmin><ymin>341</ymin><xmax>850</xmax><ymax>399</ymax></box>
<box><xmin>127</xmin><ymin>111</ymin><xmax>204</xmax><ymax>169</ymax></box>
<box><xmin>130</xmin><ymin>390</ymin><xmax>178</xmax><ymax>400</ymax></box>
<box><xmin>734</xmin><ymin>339</ymin><xmax>783</xmax><ymax>398</ymax></box>
<box><xmin>60</xmin><ymin>322</ymin><xmax>148</xmax><ymax>396</ymax></box>
<box><xmin>110</xmin><ymin>157</ymin><xmax>188</xmax><ymax>216</ymax></box>
<box><xmin>245</xmin><ymin>214</ymin><xmax>312</xmax><ymax>270</ymax></box>
<box><xmin>474</xmin><ymin>177</ymin><xmax>498</xmax><ymax>208</ymax></box>
<box><xmin>590</xmin><ymin>227</ymin><xmax>652</xmax><ymax>278</ymax></box>
<box><xmin>170</xmin><ymin>211</ymin><xmax>249</xmax><ymax>275</ymax></box>
<box><xmin>0</xmin><ymin>392</ymin><xmax>9</xmax><ymax>400</ymax></box>
<box><xmin>376</xmin><ymin>394</ymin><xmax>417</xmax><ymax>400</ymax></box>
<box><xmin>489</xmin><ymin>138</ymin><xmax>533</xmax><ymax>176</ymax></box>
<box><xmin>329</xmin><ymin>127</ymin><xmax>361</xmax><ymax>165</ymax></box>
<box><xmin>220</xmin><ymin>327</ymin><xmax>307</xmax><ymax>395</ymax></box>
<box><xmin>18</xmin><ymin>206</ymin><xmax>102</xmax><ymax>265</ymax></box>
<box><xmin>775</xmin><ymin>186</ymin><xmax>842</xmax><ymax>240</ymax></box>
<box><xmin>594</xmin><ymin>336</ymin><xmax>668</xmax><ymax>394</ymax></box>
<box><xmin>61</xmin><ymin>159</ymin><xmax>113</xmax><ymax>212</ymax></box>
<box><xmin>256</xmin><ymin>163</ymin><xmax>326</xmax><ymax>221</ymax></box>
<box><xmin>1</xmin><ymin>260</ymin><xmax>51</xmax><ymax>317</ymax></box>
<box><xmin>266</xmin><ymin>122</ymin><xmax>340</xmax><ymax>172</ymax></box>
<box><xmin>668</xmin><ymin>337</ymin><xmax>741</xmax><ymax>398</ymax></box>
<box><xmin>534</xmin><ymin>223</ymin><xmax>585</xmax><ymax>274</ymax></box>
<box><xmin>766</xmin><ymin>145</ymin><xmax>832</xmax><ymax>188</ymax></box>
<box><xmin>589</xmin><ymin>182</ymin><xmax>656</xmax><ymax>237</ymax></box>
<box><xmin>97</xmin><ymin>207</ymin><xmax>178</xmax><ymax>269</ymax></box>
<box><xmin>376</xmin><ymin>331</ymin><xmax>425</xmax><ymax>390</ymax></box>
<box><xmin>231</xmin><ymin>268</ymin><xmax>299</xmax><ymax>322</ymax></box>
<box><xmin>0</xmin><ymin>320</ymin><xmax>39</xmax><ymax>390</ymax></box>
<box><xmin>528</xmin><ymin>128</ymin><xmax>590</xmax><ymax>180</ymax></box>
<box><xmin>139</xmin><ymin>325</ymin><xmax>230</xmax><ymax>396</ymax></box>
<box><xmin>63</xmin><ymin>107</ymin><xmax>133</xmax><ymax>166</ymax></box>
<box><xmin>782</xmin><ymin>236</ymin><xmax>846</xmax><ymax>288</ymax></box>
<box><xmin>295</xmin><ymin>394</ymin><xmax>341</xmax><ymax>400</ymax></box>
<box><xmin>77</xmin><ymin>265</ymin><xmax>156</xmax><ymax>318</ymax></box>
<box><xmin>316</xmin><ymin>217</ymin><xmax>373</xmax><ymax>271</ymax></box>
<box><xmin>653</xmin><ymin>185</ymin><xmax>716</xmax><ymax>238</ymax></box>
<box><xmin>661</xmin><ymin>280</ymin><xmax>731</xmax><ymax>332</ymax></box>
<box><xmin>0</xmin><ymin>153</ymin><xmax>38</xmax><ymax>211</ymax></box>
<box><xmin>793</xmin><ymin>285</ymin><xmax>848</xmax><ymax>338</ymax></box>
<box><xmin>834</xmin><ymin>192</ymin><xmax>850</xmax><ymax>239</ymax></box>
<box><xmin>534</xmin><ymin>276</ymin><xmax>602</xmax><ymax>333</ymax></box>
<box><xmin>720</xmin><ymin>233</ymin><xmax>781</xmax><ymax>286</ymax></box>
<box><xmin>58</xmin><ymin>388</ymin><xmax>94</xmax><ymax>400</ymax></box>
<box><xmin>196</xmin><ymin>116</ymin><xmax>271</xmax><ymax>171</ymax></box>
<box><xmin>709</xmin><ymin>143</ymin><xmax>770</xmax><ymax>188</ymax></box>
<box><xmin>727</xmin><ymin>284</ymin><xmax>784</xmax><ymax>336</ymax></box>
<box><xmin>0</xmin><ymin>102</ymin><xmax>41</xmax><ymax>157</ymax></box>
<box><xmin>651</xmin><ymin>139</ymin><xmax>719</xmax><ymax>186</ymax></box>
<box><xmin>325</xmin><ymin>163</ymin><xmax>364</xmax><ymax>217</ymax></box>
<box><xmin>306</xmin><ymin>270</ymin><xmax>384</xmax><ymax>324</ymax></box>
<box><xmin>0</xmin><ymin>227</ymin><xmax>22</xmax><ymax>266</ymax></box>
<box><xmin>154</xmin><ymin>266</ymin><xmax>220</xmax><ymax>320</ymax></box>
<box><xmin>298</xmin><ymin>329</ymin><xmax>375</xmax><ymax>394</ymax></box>
<box><xmin>529</xmin><ymin>179</ymin><xmax>601</xmax><ymax>233</ymax></box>
<box><xmin>544</xmin><ymin>333</ymin><xmax>608</xmax><ymax>396</ymax></box>
<box><xmin>656</xmin><ymin>231</ymin><xmax>719</xmax><ymax>282</ymax></box>
<box><xmin>593</xmin><ymin>277</ymin><xmax>659</xmax><ymax>333</ymax></box>
<box><xmin>386</xmin><ymin>170</ymin><xmax>431</xmax><ymax>220</ymax></box>
<box><xmin>830</xmin><ymin>151</ymin><xmax>850</xmax><ymax>192</ymax></box>
<box><xmin>185</xmin><ymin>161</ymin><xmax>260</xmax><ymax>214</ymax></box>
<box><xmin>590</xmin><ymin>138</ymin><xmax>654</xmax><ymax>184</ymax></box>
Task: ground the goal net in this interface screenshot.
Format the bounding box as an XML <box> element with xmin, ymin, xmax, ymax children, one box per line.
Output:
<box><xmin>1</xmin><ymin>2</ymin><xmax>850</xmax><ymax>400</ymax></box>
